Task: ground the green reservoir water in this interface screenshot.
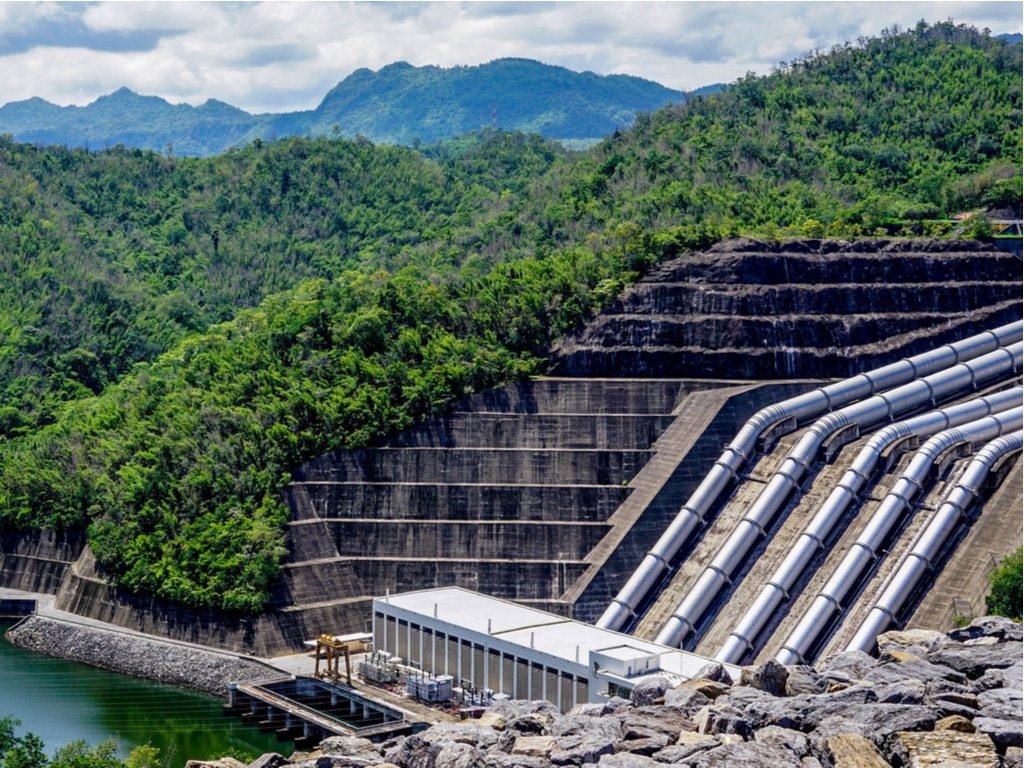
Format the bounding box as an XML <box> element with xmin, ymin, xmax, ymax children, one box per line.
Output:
<box><xmin>0</xmin><ymin>623</ymin><xmax>289</xmax><ymax>767</ymax></box>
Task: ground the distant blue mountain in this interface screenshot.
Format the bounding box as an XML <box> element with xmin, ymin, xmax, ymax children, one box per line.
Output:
<box><xmin>0</xmin><ymin>59</ymin><xmax>698</xmax><ymax>155</ymax></box>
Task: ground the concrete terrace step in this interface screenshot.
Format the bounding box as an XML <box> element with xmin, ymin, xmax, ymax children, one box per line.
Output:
<box><xmin>289</xmin><ymin>520</ymin><xmax>611</xmax><ymax>561</ymax></box>
<box><xmin>290</xmin><ymin>448</ymin><xmax>654</xmax><ymax>485</ymax></box>
<box><xmin>375</xmin><ymin>413</ymin><xmax>677</xmax><ymax>449</ymax></box>
<box><xmin>282</xmin><ymin>483</ymin><xmax>628</xmax><ymax>522</ymax></box>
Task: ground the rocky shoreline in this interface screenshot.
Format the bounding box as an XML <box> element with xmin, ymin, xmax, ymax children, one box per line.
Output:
<box><xmin>5</xmin><ymin>614</ymin><xmax>279</xmax><ymax>697</ymax></box>
<box><xmin>193</xmin><ymin>616</ymin><xmax>1022</xmax><ymax>768</ymax></box>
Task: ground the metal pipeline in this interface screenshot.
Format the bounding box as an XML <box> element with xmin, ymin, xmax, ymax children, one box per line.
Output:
<box><xmin>655</xmin><ymin>344</ymin><xmax>1022</xmax><ymax>648</ymax></box>
<box><xmin>714</xmin><ymin>385</ymin><xmax>1023</xmax><ymax>664</ymax></box>
<box><xmin>775</xmin><ymin>406</ymin><xmax>1024</xmax><ymax>665</ymax></box>
<box><xmin>846</xmin><ymin>429</ymin><xmax>1024</xmax><ymax>654</ymax></box>
<box><xmin>596</xmin><ymin>320</ymin><xmax>1023</xmax><ymax>632</ymax></box>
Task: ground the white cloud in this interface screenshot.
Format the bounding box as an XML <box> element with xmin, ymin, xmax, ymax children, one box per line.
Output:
<box><xmin>0</xmin><ymin>1</ymin><xmax>1018</xmax><ymax>113</ymax></box>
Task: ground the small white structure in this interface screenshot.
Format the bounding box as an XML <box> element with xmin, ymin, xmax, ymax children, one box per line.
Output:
<box><xmin>372</xmin><ymin>587</ymin><xmax>739</xmax><ymax>712</ymax></box>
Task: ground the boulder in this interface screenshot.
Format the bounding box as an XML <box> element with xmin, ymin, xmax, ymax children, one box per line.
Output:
<box><xmin>510</xmin><ymin>737</ymin><xmax>556</xmax><ymax>758</ymax></box>
<box><xmin>692</xmin><ymin>703</ymin><xmax>752</xmax><ymax>738</ymax></box>
<box><xmin>320</xmin><ymin>738</ymin><xmax>381</xmax><ymax>757</ymax></box>
<box><xmin>672</xmin><ymin>679</ymin><xmax>730</xmax><ymax>701</ymax></box>
<box><xmin>877</xmin><ymin>679</ymin><xmax>926</xmax><ymax>705</ymax></box>
<box><xmin>783</xmin><ymin>666</ymin><xmax>828</xmax><ymax>697</ymax></box>
<box><xmin>973</xmin><ymin>717</ymin><xmax>1024</xmax><ymax>750</ymax></box>
<box><xmin>976</xmin><ymin>662</ymin><xmax>1023</xmax><ymax>692</ymax></box>
<box><xmin>435</xmin><ymin>744</ymin><xmax>487</xmax><ymax>768</ymax></box>
<box><xmin>186</xmin><ymin>760</ymin><xmax>246</xmax><ymax>768</ymax></box>
<box><xmin>385</xmin><ymin>735</ymin><xmax>443</xmax><ymax>768</ymax></box>
<box><xmin>740</xmin><ymin>659</ymin><xmax>789</xmax><ymax>697</ymax></box>
<box><xmin>691</xmin><ymin>663</ymin><xmax>735</xmax><ymax>685</ymax></box>
<box><xmin>597</xmin><ymin>753</ymin><xmax>660</xmax><ymax>768</ymax></box>
<box><xmin>477</xmin><ymin>714</ymin><xmax>507</xmax><ymax>731</ymax></box>
<box><xmin>484</xmin><ymin>755</ymin><xmax>551</xmax><ymax>768</ymax></box>
<box><xmin>421</xmin><ymin>724</ymin><xmax>500</xmax><ymax>750</ymax></box>
<box><xmin>814</xmin><ymin>650</ymin><xmax>876</xmax><ymax>682</ymax></box>
<box><xmin>876</xmin><ymin>628</ymin><xmax>949</xmax><ymax>655</ymax></box>
<box><xmin>245</xmin><ymin>755</ymin><xmax>290</xmax><ymax>768</ymax></box>
<box><xmin>689</xmin><ymin>741</ymin><xmax>804</xmax><ymax>768</ymax></box>
<box><xmin>630</xmin><ymin>677</ymin><xmax>672</xmax><ymax>707</ymax></box>
<box><xmin>650</xmin><ymin>733</ymin><xmax>718</xmax><ymax>764</ymax></box>
<box><xmin>861</xmin><ymin>656</ymin><xmax>967</xmax><ymax>687</ymax></box>
<box><xmin>752</xmin><ymin>725</ymin><xmax>809</xmax><ymax>757</ymax></box>
<box><xmin>507</xmin><ymin>715</ymin><xmax>551</xmax><ymax>736</ymax></box>
<box><xmin>977</xmin><ymin>687</ymin><xmax>1023</xmax><ymax>720</ymax></box>
<box><xmin>662</xmin><ymin>687</ymin><xmax>710</xmax><ymax>714</ymax></box>
<box><xmin>822</xmin><ymin>733</ymin><xmax>889</xmax><ymax>768</ymax></box>
<box><xmin>621</xmin><ymin>708</ymin><xmax>694</xmax><ymax>740</ymax></box>
<box><xmin>925</xmin><ymin>642</ymin><xmax>1024</xmax><ymax>679</ymax></box>
<box><xmin>934</xmin><ymin>714</ymin><xmax>975</xmax><ymax>732</ymax></box>
<box><xmin>892</xmin><ymin>730</ymin><xmax>999</xmax><ymax>768</ymax></box>
<box><xmin>613</xmin><ymin>737</ymin><xmax>669</xmax><ymax>757</ymax></box>
<box><xmin>947</xmin><ymin>616</ymin><xmax>1023</xmax><ymax>643</ymax></box>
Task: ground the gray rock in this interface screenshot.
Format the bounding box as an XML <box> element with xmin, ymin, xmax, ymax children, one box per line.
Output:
<box><xmin>741</xmin><ymin>684</ymin><xmax>879</xmax><ymax>731</ymax></box>
<box><xmin>662</xmin><ymin>687</ymin><xmax>710</xmax><ymax>714</ymax></box>
<box><xmin>313</xmin><ymin>757</ymin><xmax>381</xmax><ymax>768</ymax></box>
<box><xmin>598</xmin><ymin>753</ymin><xmax>660</xmax><ymax>768</ymax></box>
<box><xmin>612</xmin><ymin>738</ymin><xmax>669</xmax><ymax>758</ymax></box>
<box><xmin>800</xmin><ymin>758</ymin><xmax>822</xmax><ymax>768</ymax></box>
<box><xmin>862</xmin><ymin>656</ymin><xmax>967</xmax><ymax>687</ymax></box>
<box><xmin>813</xmin><ymin>650</ymin><xmax>876</xmax><ymax>682</ymax></box>
<box><xmin>741</xmin><ymin>659</ymin><xmax>789</xmax><ymax>697</ymax></box>
<box><xmin>319</xmin><ymin>737</ymin><xmax>381</xmax><ymax>757</ymax></box>
<box><xmin>566</xmin><ymin>704</ymin><xmax>608</xmax><ymax>718</ymax></box>
<box><xmin>630</xmin><ymin>677</ymin><xmax>672</xmax><ymax>707</ymax></box>
<box><xmin>485</xmin><ymin>755</ymin><xmax>552</xmax><ymax>768</ymax></box>
<box><xmin>386</xmin><ymin>736</ymin><xmax>443</xmax><ymax>768</ymax></box>
<box><xmin>979</xmin><ymin>687</ymin><xmax>1023</xmax><ymax>720</ymax></box>
<box><xmin>876</xmin><ymin>628</ymin><xmax>950</xmax><ymax>655</ymax></box>
<box><xmin>809</xmin><ymin>704</ymin><xmax>937</xmax><ymax>751</ymax></box>
<box><xmin>691</xmin><ymin>741</ymin><xmax>804</xmax><ymax>768</ymax></box>
<box><xmin>948</xmin><ymin>616</ymin><xmax>1024</xmax><ymax>643</ymax></box>
<box><xmin>926</xmin><ymin>642</ymin><xmax>1024</xmax><ymax>679</ymax></box>
<box><xmin>974</xmin><ymin>717</ymin><xmax>1024</xmax><ymax>750</ymax></box>
<box><xmin>784</xmin><ymin>666</ymin><xmax>828</xmax><ymax>697</ymax></box>
<box><xmin>550</xmin><ymin>717</ymin><xmax>623</xmax><ymax>742</ymax></box>
<box><xmin>507</xmin><ymin>714</ymin><xmax>553</xmax><ymax>736</ymax></box>
<box><xmin>422</xmin><ymin>724</ymin><xmax>500</xmax><ymax>750</ymax></box>
<box><xmin>1004</xmin><ymin>747</ymin><xmax>1024</xmax><ymax>768</ymax></box>
<box><xmin>550</xmin><ymin>733</ymin><xmax>617</xmax><ymax>766</ymax></box>
<box><xmin>753</xmin><ymin>725</ymin><xmax>810</xmax><ymax>757</ymax></box>
<box><xmin>977</xmin><ymin>663</ymin><xmax>1023</xmax><ymax>692</ymax></box>
<box><xmin>625</xmin><ymin>708</ymin><xmax>695</xmax><ymax>739</ymax></box>
<box><xmin>245</xmin><ymin>756</ymin><xmax>289</xmax><ymax>768</ymax></box>
<box><xmin>693</xmin><ymin>703</ymin><xmax>752</xmax><ymax>738</ymax></box>
<box><xmin>692</xmin><ymin>663</ymin><xmax>735</xmax><ymax>685</ymax></box>
<box><xmin>878</xmin><ymin>679</ymin><xmax>926</xmax><ymax>705</ymax></box>
<box><xmin>435</xmin><ymin>744</ymin><xmax>487</xmax><ymax>768</ymax></box>
<box><xmin>605</xmin><ymin>698</ymin><xmax>633</xmax><ymax>713</ymax></box>
<box><xmin>650</xmin><ymin>733</ymin><xmax>719</xmax><ymax>764</ymax></box>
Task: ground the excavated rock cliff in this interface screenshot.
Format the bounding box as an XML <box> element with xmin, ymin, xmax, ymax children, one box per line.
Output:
<box><xmin>549</xmin><ymin>238</ymin><xmax>1023</xmax><ymax>379</ymax></box>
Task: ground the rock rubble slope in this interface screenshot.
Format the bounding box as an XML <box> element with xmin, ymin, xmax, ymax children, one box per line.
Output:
<box><xmin>199</xmin><ymin>616</ymin><xmax>1022</xmax><ymax>768</ymax></box>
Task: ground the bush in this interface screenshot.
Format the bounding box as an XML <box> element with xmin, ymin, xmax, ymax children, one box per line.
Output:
<box><xmin>986</xmin><ymin>546</ymin><xmax>1023</xmax><ymax>621</ymax></box>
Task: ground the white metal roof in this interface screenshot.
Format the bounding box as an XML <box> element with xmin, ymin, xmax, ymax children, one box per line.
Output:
<box><xmin>375</xmin><ymin>587</ymin><xmax>737</xmax><ymax>682</ymax></box>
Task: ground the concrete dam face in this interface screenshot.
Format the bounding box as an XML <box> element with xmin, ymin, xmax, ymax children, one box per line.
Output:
<box><xmin>3</xmin><ymin>238</ymin><xmax>1020</xmax><ymax>658</ymax></box>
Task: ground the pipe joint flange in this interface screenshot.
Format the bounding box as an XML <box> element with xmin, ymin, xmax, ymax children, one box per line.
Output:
<box><xmin>708</xmin><ymin>564</ymin><xmax>733</xmax><ymax>585</ymax></box>
<box><xmin>779</xmin><ymin>645</ymin><xmax>807</xmax><ymax>665</ymax></box>
<box><xmin>836</xmin><ymin>479</ymin><xmax>861</xmax><ymax>499</ymax></box>
<box><xmin>803</xmin><ymin>531</ymin><xmax>826</xmax><ymax>551</ymax></box>
<box><xmin>729</xmin><ymin>632</ymin><xmax>754</xmax><ymax>652</ymax></box>
<box><xmin>681</xmin><ymin>505</ymin><xmax>705</xmax><ymax>525</ymax></box>
<box><xmin>741</xmin><ymin>517</ymin><xmax>766</xmax><ymax>537</ymax></box>
<box><xmin>610</xmin><ymin>598</ymin><xmax>636</xmax><ymax>619</ymax></box>
<box><xmin>922</xmin><ymin>378</ymin><xmax>936</xmax><ymax>407</ymax></box>
<box><xmin>907</xmin><ymin>551</ymin><xmax>935</xmax><ymax>570</ymax></box>
<box><xmin>767</xmin><ymin>580</ymin><xmax>790</xmax><ymax>600</ymax></box>
<box><xmin>852</xmin><ymin>540</ymin><xmax>879</xmax><ymax>560</ymax></box>
<box><xmin>715</xmin><ymin>457</ymin><xmax>740</xmax><ymax>480</ymax></box>
<box><xmin>878</xmin><ymin>393</ymin><xmax>896</xmax><ymax>423</ymax></box>
<box><xmin>649</xmin><ymin>551</ymin><xmax>671</xmax><ymax>569</ymax></box>
<box><xmin>820</xmin><ymin>592</ymin><xmax>843</xmax><ymax>610</ymax></box>
<box><xmin>875</xmin><ymin>604</ymin><xmax>900</xmax><ymax>622</ymax></box>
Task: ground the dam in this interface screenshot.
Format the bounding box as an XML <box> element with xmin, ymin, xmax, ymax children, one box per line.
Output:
<box><xmin>1</xmin><ymin>237</ymin><xmax>1020</xmax><ymax>667</ymax></box>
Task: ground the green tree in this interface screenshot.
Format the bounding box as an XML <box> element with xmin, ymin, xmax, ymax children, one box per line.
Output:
<box><xmin>986</xmin><ymin>547</ymin><xmax>1023</xmax><ymax>621</ymax></box>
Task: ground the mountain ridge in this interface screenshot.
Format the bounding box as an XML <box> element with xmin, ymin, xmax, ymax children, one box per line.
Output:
<box><xmin>0</xmin><ymin>57</ymin><xmax>698</xmax><ymax>154</ymax></box>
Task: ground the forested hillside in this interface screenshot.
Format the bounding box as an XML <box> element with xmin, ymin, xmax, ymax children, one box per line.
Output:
<box><xmin>0</xmin><ymin>22</ymin><xmax>1019</xmax><ymax>613</ymax></box>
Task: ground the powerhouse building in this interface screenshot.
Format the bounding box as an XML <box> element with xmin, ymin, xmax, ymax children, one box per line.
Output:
<box><xmin>372</xmin><ymin>587</ymin><xmax>739</xmax><ymax>712</ymax></box>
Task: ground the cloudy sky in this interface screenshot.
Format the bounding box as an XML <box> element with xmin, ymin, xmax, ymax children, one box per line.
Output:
<box><xmin>0</xmin><ymin>1</ymin><xmax>1020</xmax><ymax>114</ymax></box>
